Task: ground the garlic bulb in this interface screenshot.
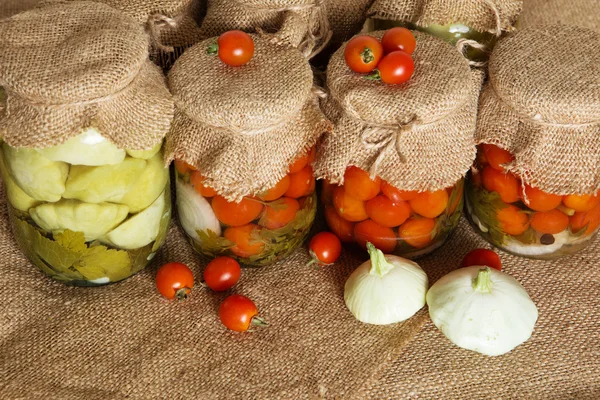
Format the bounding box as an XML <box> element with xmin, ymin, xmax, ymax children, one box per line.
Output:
<box><xmin>344</xmin><ymin>242</ymin><xmax>429</xmax><ymax>325</ymax></box>
<box><xmin>427</xmin><ymin>266</ymin><xmax>538</xmax><ymax>356</ymax></box>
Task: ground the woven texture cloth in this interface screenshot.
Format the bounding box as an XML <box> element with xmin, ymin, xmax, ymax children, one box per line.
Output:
<box><xmin>367</xmin><ymin>0</ymin><xmax>523</xmax><ymax>34</ymax></box>
<box><xmin>314</xmin><ymin>31</ymin><xmax>482</xmax><ymax>193</ymax></box>
<box><xmin>476</xmin><ymin>24</ymin><xmax>600</xmax><ymax>196</ymax></box>
<box><xmin>520</xmin><ymin>0</ymin><xmax>599</xmax><ymax>32</ymax></box>
<box><xmin>0</xmin><ymin>0</ymin><xmax>42</xmax><ymax>19</ymax></box>
<box><xmin>0</xmin><ymin>1</ymin><xmax>174</xmax><ymax>150</ymax></box>
<box><xmin>165</xmin><ymin>34</ymin><xmax>331</xmax><ymax>201</ymax></box>
<box><xmin>1</xmin><ymin>180</ymin><xmax>599</xmax><ymax>398</ymax></box>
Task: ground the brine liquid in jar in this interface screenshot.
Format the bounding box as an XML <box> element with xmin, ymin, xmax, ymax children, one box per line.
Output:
<box><xmin>1</xmin><ymin>129</ymin><xmax>171</xmax><ymax>286</ymax></box>
<box><xmin>175</xmin><ymin>147</ymin><xmax>317</xmax><ymax>267</ymax></box>
<box><xmin>321</xmin><ymin>166</ymin><xmax>464</xmax><ymax>259</ymax></box>
<box><xmin>466</xmin><ymin>144</ymin><xmax>600</xmax><ymax>259</ymax></box>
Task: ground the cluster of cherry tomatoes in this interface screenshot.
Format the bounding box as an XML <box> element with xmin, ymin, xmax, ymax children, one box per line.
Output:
<box><xmin>156</xmin><ymin>258</ymin><xmax>266</xmax><ymax>332</ymax></box>
<box><xmin>474</xmin><ymin>144</ymin><xmax>600</xmax><ymax>237</ymax></box>
<box><xmin>344</xmin><ymin>28</ymin><xmax>416</xmax><ymax>85</ymax></box>
<box><xmin>322</xmin><ymin>166</ymin><xmax>461</xmax><ymax>253</ymax></box>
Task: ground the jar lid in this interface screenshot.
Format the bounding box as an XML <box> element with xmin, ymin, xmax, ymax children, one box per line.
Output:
<box><xmin>367</xmin><ymin>0</ymin><xmax>522</xmax><ymax>34</ymax></box>
<box><xmin>165</xmin><ymin>34</ymin><xmax>331</xmax><ymax>202</ymax></box>
<box><xmin>489</xmin><ymin>24</ymin><xmax>600</xmax><ymax>125</ymax></box>
<box><xmin>169</xmin><ymin>34</ymin><xmax>313</xmax><ymax>132</ymax></box>
<box><xmin>314</xmin><ymin>31</ymin><xmax>483</xmax><ymax>193</ymax></box>
<box><xmin>0</xmin><ymin>1</ymin><xmax>174</xmax><ymax>150</ymax></box>
<box><xmin>476</xmin><ymin>25</ymin><xmax>600</xmax><ymax>195</ymax></box>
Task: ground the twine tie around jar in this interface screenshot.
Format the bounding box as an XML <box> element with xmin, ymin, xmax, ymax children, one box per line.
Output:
<box><xmin>455</xmin><ymin>0</ymin><xmax>504</xmax><ymax>67</ymax></box>
<box><xmin>359</xmin><ymin>116</ymin><xmax>420</xmax><ymax>180</ymax></box>
<box><xmin>146</xmin><ymin>14</ymin><xmax>178</xmax><ymax>53</ymax></box>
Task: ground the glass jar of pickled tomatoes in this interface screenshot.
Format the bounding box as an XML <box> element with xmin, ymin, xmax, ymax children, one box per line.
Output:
<box><xmin>174</xmin><ymin>147</ymin><xmax>317</xmax><ymax>267</ymax></box>
<box><xmin>466</xmin><ymin>144</ymin><xmax>600</xmax><ymax>259</ymax></box>
<box><xmin>321</xmin><ymin>166</ymin><xmax>463</xmax><ymax>259</ymax></box>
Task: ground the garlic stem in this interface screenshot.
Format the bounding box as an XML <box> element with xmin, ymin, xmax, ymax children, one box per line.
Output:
<box><xmin>472</xmin><ymin>267</ymin><xmax>493</xmax><ymax>293</ymax></box>
<box><xmin>367</xmin><ymin>242</ymin><xmax>394</xmax><ymax>277</ymax></box>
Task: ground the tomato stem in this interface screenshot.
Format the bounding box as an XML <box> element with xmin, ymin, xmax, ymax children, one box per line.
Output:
<box><xmin>360</xmin><ymin>47</ymin><xmax>375</xmax><ymax>64</ymax></box>
<box><xmin>206</xmin><ymin>43</ymin><xmax>219</xmax><ymax>55</ymax></box>
<box><xmin>365</xmin><ymin>69</ymin><xmax>381</xmax><ymax>81</ymax></box>
<box><xmin>175</xmin><ymin>287</ymin><xmax>191</xmax><ymax>300</ymax></box>
<box><xmin>251</xmin><ymin>316</ymin><xmax>268</xmax><ymax>328</ymax></box>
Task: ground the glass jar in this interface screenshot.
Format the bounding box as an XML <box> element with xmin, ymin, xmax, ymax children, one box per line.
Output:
<box><xmin>364</xmin><ymin>19</ymin><xmax>496</xmax><ymax>64</ymax></box>
<box><xmin>174</xmin><ymin>147</ymin><xmax>317</xmax><ymax>267</ymax></box>
<box><xmin>1</xmin><ymin>128</ymin><xmax>171</xmax><ymax>286</ymax></box>
<box><xmin>466</xmin><ymin>144</ymin><xmax>600</xmax><ymax>259</ymax></box>
<box><xmin>320</xmin><ymin>166</ymin><xmax>463</xmax><ymax>259</ymax></box>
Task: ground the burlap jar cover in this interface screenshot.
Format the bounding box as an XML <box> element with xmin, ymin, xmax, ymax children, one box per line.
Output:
<box><xmin>58</xmin><ymin>0</ymin><xmax>204</xmax><ymax>69</ymax></box>
<box><xmin>314</xmin><ymin>31</ymin><xmax>483</xmax><ymax>194</ymax></box>
<box><xmin>165</xmin><ymin>33</ymin><xmax>331</xmax><ymax>202</ymax></box>
<box><xmin>366</xmin><ymin>0</ymin><xmax>523</xmax><ymax>66</ymax></box>
<box><xmin>519</xmin><ymin>0</ymin><xmax>600</xmax><ymax>33</ymax></box>
<box><xmin>0</xmin><ymin>0</ymin><xmax>173</xmax><ymax>150</ymax></box>
<box><xmin>198</xmin><ymin>0</ymin><xmax>331</xmax><ymax>58</ymax></box>
<box><xmin>326</xmin><ymin>0</ymin><xmax>374</xmax><ymax>45</ymax></box>
<box><xmin>476</xmin><ymin>24</ymin><xmax>600</xmax><ymax>196</ymax></box>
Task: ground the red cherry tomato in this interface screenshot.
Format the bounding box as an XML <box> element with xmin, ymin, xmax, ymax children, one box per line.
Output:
<box><xmin>344</xmin><ymin>35</ymin><xmax>384</xmax><ymax>73</ymax></box>
<box><xmin>376</xmin><ymin>51</ymin><xmax>415</xmax><ymax>85</ymax></box>
<box><xmin>381</xmin><ymin>27</ymin><xmax>416</xmax><ymax>55</ymax></box>
<box><xmin>155</xmin><ymin>262</ymin><xmax>195</xmax><ymax>300</ymax></box>
<box><xmin>219</xmin><ymin>294</ymin><xmax>267</xmax><ymax>332</ymax></box>
<box><xmin>309</xmin><ymin>232</ymin><xmax>342</xmax><ymax>265</ymax></box>
<box><xmin>461</xmin><ymin>249</ymin><xmax>502</xmax><ymax>271</ymax></box>
<box><xmin>216</xmin><ymin>30</ymin><xmax>254</xmax><ymax>66</ymax></box>
<box><xmin>203</xmin><ymin>256</ymin><xmax>241</xmax><ymax>292</ymax></box>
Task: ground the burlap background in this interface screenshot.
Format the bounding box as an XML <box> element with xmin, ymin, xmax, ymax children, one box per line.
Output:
<box><xmin>476</xmin><ymin>25</ymin><xmax>600</xmax><ymax>196</ymax></box>
<box><xmin>1</xmin><ymin>178</ymin><xmax>599</xmax><ymax>398</ymax></box>
<box><xmin>326</xmin><ymin>0</ymin><xmax>374</xmax><ymax>45</ymax></box>
<box><xmin>520</xmin><ymin>0</ymin><xmax>599</xmax><ymax>32</ymax></box>
<box><xmin>367</xmin><ymin>0</ymin><xmax>523</xmax><ymax>34</ymax></box>
<box><xmin>314</xmin><ymin>31</ymin><xmax>482</xmax><ymax>193</ymax></box>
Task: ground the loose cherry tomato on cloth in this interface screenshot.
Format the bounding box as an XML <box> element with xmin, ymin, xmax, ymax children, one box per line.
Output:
<box><xmin>308</xmin><ymin>232</ymin><xmax>342</xmax><ymax>265</ymax></box>
<box><xmin>381</xmin><ymin>27</ymin><xmax>416</xmax><ymax>55</ymax></box>
<box><xmin>372</xmin><ymin>50</ymin><xmax>414</xmax><ymax>85</ymax></box>
<box><xmin>344</xmin><ymin>35</ymin><xmax>384</xmax><ymax>73</ymax></box>
<box><xmin>208</xmin><ymin>30</ymin><xmax>255</xmax><ymax>66</ymax></box>
<box><xmin>219</xmin><ymin>294</ymin><xmax>267</xmax><ymax>332</ymax></box>
<box><xmin>156</xmin><ymin>262</ymin><xmax>194</xmax><ymax>300</ymax></box>
<box><xmin>461</xmin><ymin>248</ymin><xmax>502</xmax><ymax>271</ymax></box>
<box><xmin>203</xmin><ymin>257</ymin><xmax>241</xmax><ymax>292</ymax></box>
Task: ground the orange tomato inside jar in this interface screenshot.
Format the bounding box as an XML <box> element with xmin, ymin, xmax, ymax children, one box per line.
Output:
<box><xmin>466</xmin><ymin>144</ymin><xmax>600</xmax><ymax>259</ymax></box>
<box><xmin>321</xmin><ymin>166</ymin><xmax>464</xmax><ymax>258</ymax></box>
<box><xmin>174</xmin><ymin>147</ymin><xmax>317</xmax><ymax>267</ymax></box>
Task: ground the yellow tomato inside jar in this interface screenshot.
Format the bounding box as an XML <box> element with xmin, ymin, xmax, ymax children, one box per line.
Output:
<box><xmin>174</xmin><ymin>147</ymin><xmax>317</xmax><ymax>267</ymax></box>
<box><xmin>466</xmin><ymin>144</ymin><xmax>600</xmax><ymax>259</ymax></box>
<box><xmin>321</xmin><ymin>166</ymin><xmax>464</xmax><ymax>259</ymax></box>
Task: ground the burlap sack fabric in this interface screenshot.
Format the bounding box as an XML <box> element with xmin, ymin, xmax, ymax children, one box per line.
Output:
<box><xmin>2</xmin><ymin>182</ymin><xmax>599</xmax><ymax>399</ymax></box>
<box><xmin>0</xmin><ymin>0</ymin><xmax>42</xmax><ymax>19</ymax></box>
<box><xmin>198</xmin><ymin>0</ymin><xmax>330</xmax><ymax>58</ymax></box>
<box><xmin>0</xmin><ymin>0</ymin><xmax>173</xmax><ymax>151</ymax></box>
<box><xmin>476</xmin><ymin>25</ymin><xmax>600</xmax><ymax>196</ymax></box>
<box><xmin>520</xmin><ymin>0</ymin><xmax>599</xmax><ymax>32</ymax></box>
<box><xmin>165</xmin><ymin>34</ymin><xmax>331</xmax><ymax>202</ymax></box>
<box><xmin>60</xmin><ymin>0</ymin><xmax>205</xmax><ymax>69</ymax></box>
<box><xmin>326</xmin><ymin>0</ymin><xmax>374</xmax><ymax>45</ymax></box>
<box><xmin>367</xmin><ymin>0</ymin><xmax>523</xmax><ymax>34</ymax></box>
<box><xmin>314</xmin><ymin>31</ymin><xmax>483</xmax><ymax>193</ymax></box>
